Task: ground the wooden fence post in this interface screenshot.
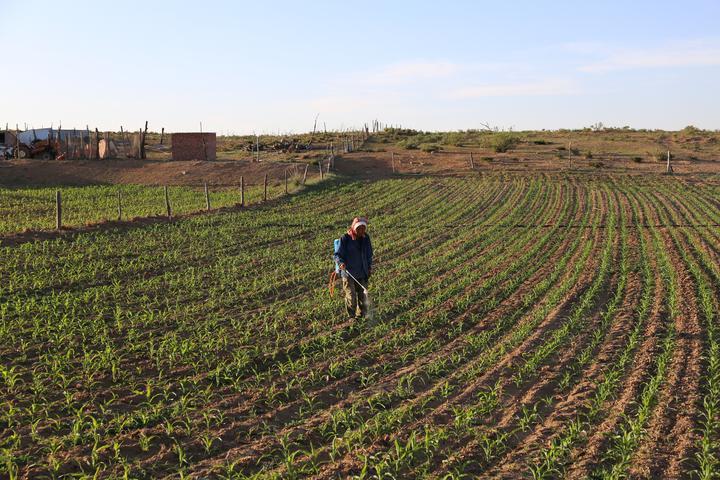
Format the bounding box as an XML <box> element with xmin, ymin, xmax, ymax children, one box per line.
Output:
<box><xmin>263</xmin><ymin>174</ymin><xmax>268</xmax><ymax>201</ymax></box>
<box><xmin>94</xmin><ymin>128</ymin><xmax>100</xmax><ymax>159</ymax></box>
<box><xmin>200</xmin><ymin>123</ymin><xmax>208</xmax><ymax>162</ymax></box>
<box><xmin>666</xmin><ymin>150</ymin><xmax>673</xmax><ymax>174</ymax></box>
<box><xmin>319</xmin><ymin>161</ymin><xmax>324</xmax><ymax>180</ymax></box>
<box><xmin>138</xmin><ymin>129</ymin><xmax>143</xmax><ymax>159</ymax></box>
<box><xmin>141</xmin><ymin>121</ymin><xmax>148</xmax><ymax>159</ymax></box>
<box><xmin>302</xmin><ymin>164</ymin><xmax>309</xmax><ymax>185</ymax></box>
<box><xmin>391</xmin><ymin>152</ymin><xmax>396</xmax><ymax>173</ymax></box>
<box><xmin>164</xmin><ymin>186</ymin><xmax>172</xmax><ymax>218</ymax></box>
<box><xmin>204</xmin><ymin>183</ymin><xmax>210</xmax><ymax>210</ymax></box>
<box><xmin>117</xmin><ymin>190</ymin><xmax>122</xmax><ymax>221</ymax></box>
<box><xmin>55</xmin><ymin>191</ymin><xmax>62</xmax><ymax>229</ymax></box>
<box><xmin>240</xmin><ymin>176</ymin><xmax>245</xmax><ymax>207</ymax></box>
<box><xmin>160</xmin><ymin>127</ymin><xmax>165</xmax><ymax>145</ymax></box>
<box><xmin>470</xmin><ymin>152</ymin><xmax>475</xmax><ymax>170</ymax></box>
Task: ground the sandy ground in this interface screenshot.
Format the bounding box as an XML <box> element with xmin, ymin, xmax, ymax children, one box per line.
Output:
<box><xmin>1</xmin><ymin>135</ymin><xmax>719</xmax><ymax>188</ymax></box>
<box><xmin>0</xmin><ymin>158</ymin><xmax>304</xmax><ymax>187</ymax></box>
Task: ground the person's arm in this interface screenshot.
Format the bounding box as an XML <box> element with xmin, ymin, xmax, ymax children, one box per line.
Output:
<box><xmin>367</xmin><ymin>236</ymin><xmax>373</xmax><ymax>275</ymax></box>
<box><xmin>334</xmin><ymin>236</ymin><xmax>347</xmax><ymax>269</ymax></box>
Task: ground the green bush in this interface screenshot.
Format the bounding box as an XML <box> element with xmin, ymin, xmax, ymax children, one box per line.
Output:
<box><xmin>396</xmin><ymin>132</ymin><xmax>445</xmax><ymax>149</ymax></box>
<box><xmin>681</xmin><ymin>125</ymin><xmax>703</xmax><ymax>135</ymax></box>
<box><xmin>652</xmin><ymin>150</ymin><xmax>673</xmax><ymax>162</ymax></box>
<box><xmin>487</xmin><ymin>133</ymin><xmax>518</xmax><ymax>153</ymax></box>
<box><xmin>440</xmin><ymin>132</ymin><xmax>466</xmax><ymax>146</ymax></box>
<box><xmin>420</xmin><ymin>143</ymin><xmax>441</xmax><ymax>153</ymax></box>
<box><xmin>384</xmin><ymin>128</ymin><xmax>421</xmax><ymax>138</ymax></box>
<box><xmin>399</xmin><ymin>139</ymin><xmax>419</xmax><ymax>150</ymax></box>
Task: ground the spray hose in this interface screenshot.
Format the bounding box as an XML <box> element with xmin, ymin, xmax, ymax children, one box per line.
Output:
<box><xmin>328</xmin><ymin>271</ymin><xmax>338</xmax><ymax>296</ymax></box>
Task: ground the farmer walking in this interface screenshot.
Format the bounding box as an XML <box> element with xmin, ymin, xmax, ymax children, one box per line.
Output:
<box><xmin>334</xmin><ymin>216</ymin><xmax>373</xmax><ymax>319</ymax></box>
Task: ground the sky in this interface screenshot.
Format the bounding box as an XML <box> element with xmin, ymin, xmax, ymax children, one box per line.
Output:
<box><xmin>1</xmin><ymin>0</ymin><xmax>719</xmax><ymax>134</ymax></box>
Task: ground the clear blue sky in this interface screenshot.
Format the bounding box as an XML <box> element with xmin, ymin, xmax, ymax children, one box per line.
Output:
<box><xmin>2</xmin><ymin>0</ymin><xmax>719</xmax><ymax>133</ymax></box>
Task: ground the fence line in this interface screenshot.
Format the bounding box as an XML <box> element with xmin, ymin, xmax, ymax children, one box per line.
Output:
<box><xmin>1</xmin><ymin>160</ymin><xmax>336</xmax><ymax>234</ymax></box>
<box><xmin>42</xmin><ymin>126</ymin><xmax>371</xmax><ymax>161</ymax></box>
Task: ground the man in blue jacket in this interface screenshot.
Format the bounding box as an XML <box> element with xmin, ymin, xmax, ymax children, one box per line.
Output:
<box><xmin>334</xmin><ymin>216</ymin><xmax>373</xmax><ymax>319</ymax></box>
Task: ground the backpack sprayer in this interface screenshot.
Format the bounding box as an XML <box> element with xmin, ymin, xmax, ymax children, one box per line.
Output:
<box><xmin>329</xmin><ymin>237</ymin><xmax>375</xmax><ymax>321</ymax></box>
<box><xmin>329</xmin><ymin>238</ymin><xmax>368</xmax><ymax>295</ymax></box>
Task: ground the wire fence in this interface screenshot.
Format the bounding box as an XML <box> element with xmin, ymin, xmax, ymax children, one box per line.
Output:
<box><xmin>0</xmin><ymin>160</ymin><xmax>334</xmax><ymax>235</ymax></box>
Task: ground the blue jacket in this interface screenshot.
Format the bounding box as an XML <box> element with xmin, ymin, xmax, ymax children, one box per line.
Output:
<box><xmin>334</xmin><ymin>233</ymin><xmax>373</xmax><ymax>280</ymax></box>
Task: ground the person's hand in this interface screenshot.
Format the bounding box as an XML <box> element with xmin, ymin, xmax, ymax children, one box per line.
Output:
<box><xmin>339</xmin><ymin>263</ymin><xmax>346</xmax><ymax>270</ymax></box>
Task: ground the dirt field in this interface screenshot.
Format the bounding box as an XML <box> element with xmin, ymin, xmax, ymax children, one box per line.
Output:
<box><xmin>0</xmin><ymin>158</ymin><xmax>302</xmax><ymax>187</ymax></box>
<box><xmin>1</xmin><ymin>131</ymin><xmax>719</xmax><ymax>479</ymax></box>
<box><xmin>2</xmin><ymin>129</ymin><xmax>719</xmax><ymax>188</ymax></box>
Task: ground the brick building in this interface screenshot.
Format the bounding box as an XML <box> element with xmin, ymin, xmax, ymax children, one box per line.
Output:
<box><xmin>171</xmin><ymin>133</ymin><xmax>216</xmax><ymax>161</ymax></box>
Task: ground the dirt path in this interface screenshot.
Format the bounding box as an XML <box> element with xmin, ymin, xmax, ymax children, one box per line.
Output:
<box><xmin>0</xmin><ymin>158</ymin><xmax>300</xmax><ymax>186</ymax></box>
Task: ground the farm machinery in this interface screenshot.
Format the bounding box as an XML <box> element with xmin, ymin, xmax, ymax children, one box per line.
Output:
<box><xmin>15</xmin><ymin>139</ymin><xmax>59</xmax><ymax>160</ymax></box>
<box><xmin>1</xmin><ymin>129</ymin><xmax>60</xmax><ymax>160</ymax></box>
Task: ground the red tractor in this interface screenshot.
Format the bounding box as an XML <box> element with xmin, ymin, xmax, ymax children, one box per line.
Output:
<box><xmin>14</xmin><ymin>139</ymin><xmax>58</xmax><ymax>160</ymax></box>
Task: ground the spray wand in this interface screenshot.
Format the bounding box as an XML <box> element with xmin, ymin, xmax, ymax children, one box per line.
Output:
<box><xmin>342</xmin><ymin>268</ymin><xmax>369</xmax><ymax>294</ymax></box>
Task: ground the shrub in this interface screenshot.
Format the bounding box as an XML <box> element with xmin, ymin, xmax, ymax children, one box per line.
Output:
<box><xmin>632</xmin><ymin>156</ymin><xmax>643</xmax><ymax>163</ymax></box>
<box><xmin>656</xmin><ymin>133</ymin><xmax>670</xmax><ymax>144</ymax></box>
<box><xmin>399</xmin><ymin>139</ymin><xmax>419</xmax><ymax>150</ymax></box>
<box><xmin>396</xmin><ymin>132</ymin><xmax>443</xmax><ymax>149</ymax></box>
<box><xmin>652</xmin><ymin>150</ymin><xmax>673</xmax><ymax>162</ymax></box>
<box><xmin>440</xmin><ymin>132</ymin><xmax>466</xmax><ymax>146</ymax></box>
<box><xmin>590</xmin><ymin>161</ymin><xmax>604</xmax><ymax>168</ymax></box>
<box><xmin>384</xmin><ymin>128</ymin><xmax>421</xmax><ymax>138</ymax></box>
<box><xmin>420</xmin><ymin>143</ymin><xmax>441</xmax><ymax>153</ymax></box>
<box><xmin>487</xmin><ymin>133</ymin><xmax>518</xmax><ymax>153</ymax></box>
<box><xmin>681</xmin><ymin>125</ymin><xmax>703</xmax><ymax>135</ymax></box>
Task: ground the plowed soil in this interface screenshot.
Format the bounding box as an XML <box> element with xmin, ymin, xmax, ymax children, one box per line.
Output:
<box><xmin>1</xmin><ymin>157</ymin><xmax>719</xmax><ymax>479</ymax></box>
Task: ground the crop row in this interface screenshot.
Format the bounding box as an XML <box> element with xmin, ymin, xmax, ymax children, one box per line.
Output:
<box><xmin>0</xmin><ymin>173</ymin><xmax>718</xmax><ymax>479</ymax></box>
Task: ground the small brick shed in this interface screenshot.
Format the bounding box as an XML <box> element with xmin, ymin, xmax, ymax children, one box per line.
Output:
<box><xmin>171</xmin><ymin>133</ymin><xmax>216</xmax><ymax>161</ymax></box>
